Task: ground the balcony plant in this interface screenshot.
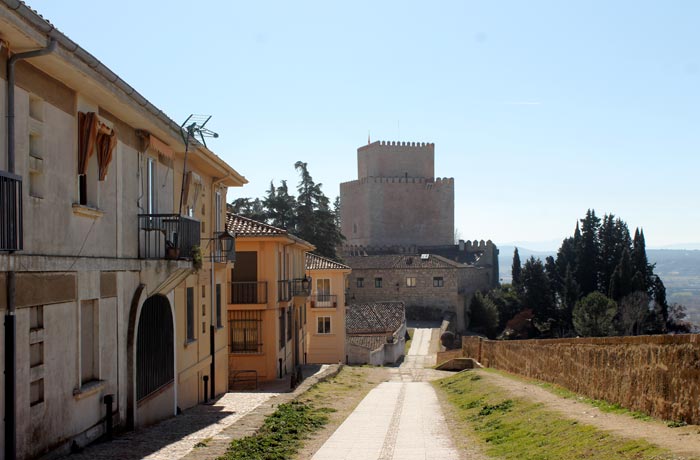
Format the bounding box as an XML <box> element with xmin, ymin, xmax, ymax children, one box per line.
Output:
<box><xmin>191</xmin><ymin>245</ymin><xmax>203</xmax><ymax>271</ymax></box>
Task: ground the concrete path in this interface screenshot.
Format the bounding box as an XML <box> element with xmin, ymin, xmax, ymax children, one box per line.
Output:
<box><xmin>311</xmin><ymin>328</ymin><xmax>460</xmax><ymax>460</ymax></box>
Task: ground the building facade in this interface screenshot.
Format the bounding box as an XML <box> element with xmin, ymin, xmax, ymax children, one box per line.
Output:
<box><xmin>304</xmin><ymin>253</ymin><xmax>350</xmax><ymax>364</ymax></box>
<box><xmin>0</xmin><ymin>4</ymin><xmax>245</xmax><ymax>458</ymax></box>
<box><xmin>226</xmin><ymin>214</ymin><xmax>312</xmax><ymax>386</ymax></box>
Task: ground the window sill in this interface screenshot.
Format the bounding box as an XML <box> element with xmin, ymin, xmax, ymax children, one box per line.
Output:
<box><xmin>184</xmin><ymin>338</ymin><xmax>197</xmax><ymax>347</ymax></box>
<box><xmin>72</xmin><ymin>203</ymin><xmax>104</xmax><ymax>219</ymax></box>
<box><xmin>73</xmin><ymin>380</ymin><xmax>105</xmax><ymax>400</ymax></box>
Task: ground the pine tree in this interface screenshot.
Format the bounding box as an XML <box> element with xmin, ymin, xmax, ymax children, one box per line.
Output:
<box><xmin>511</xmin><ymin>248</ymin><xmax>522</xmax><ymax>291</ymax></box>
<box><xmin>572</xmin><ymin>292</ymin><xmax>617</xmax><ymax>337</ymax></box>
<box><xmin>520</xmin><ymin>257</ymin><xmax>555</xmax><ymax>329</ymax></box>
<box><xmin>468</xmin><ymin>292</ymin><xmax>500</xmax><ymax>338</ymax></box>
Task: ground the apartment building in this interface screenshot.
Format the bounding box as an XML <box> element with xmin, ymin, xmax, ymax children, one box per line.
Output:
<box><xmin>226</xmin><ymin>214</ymin><xmax>312</xmax><ymax>387</ymax></box>
<box><xmin>0</xmin><ymin>3</ymin><xmax>246</xmax><ymax>458</ymax></box>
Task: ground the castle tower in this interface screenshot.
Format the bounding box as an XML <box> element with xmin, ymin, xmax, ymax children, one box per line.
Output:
<box><xmin>340</xmin><ymin>141</ymin><xmax>454</xmax><ymax>247</ymax></box>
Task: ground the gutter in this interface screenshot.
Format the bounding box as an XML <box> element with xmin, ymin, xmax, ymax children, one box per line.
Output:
<box><xmin>4</xmin><ymin>33</ymin><xmax>56</xmax><ymax>460</ymax></box>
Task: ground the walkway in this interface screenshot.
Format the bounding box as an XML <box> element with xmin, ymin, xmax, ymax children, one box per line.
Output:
<box><xmin>311</xmin><ymin>328</ymin><xmax>460</xmax><ymax>460</ymax></box>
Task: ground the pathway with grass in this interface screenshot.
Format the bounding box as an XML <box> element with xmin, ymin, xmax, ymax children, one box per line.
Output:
<box><xmin>311</xmin><ymin>328</ymin><xmax>462</xmax><ymax>460</ymax></box>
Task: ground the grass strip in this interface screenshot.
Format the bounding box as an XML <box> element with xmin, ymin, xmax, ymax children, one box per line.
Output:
<box><xmin>435</xmin><ymin>371</ymin><xmax>678</xmax><ymax>460</ymax></box>
<box><xmin>218</xmin><ymin>401</ymin><xmax>332</xmax><ymax>460</ymax></box>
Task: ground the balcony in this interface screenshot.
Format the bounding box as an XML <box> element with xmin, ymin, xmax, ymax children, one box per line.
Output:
<box><xmin>291</xmin><ymin>277</ymin><xmax>311</xmax><ymax>297</ymax></box>
<box><xmin>278</xmin><ymin>280</ymin><xmax>292</xmax><ymax>302</ymax></box>
<box><xmin>309</xmin><ymin>294</ymin><xmax>337</xmax><ymax>308</ymax></box>
<box><xmin>0</xmin><ymin>171</ymin><xmax>23</xmax><ymax>252</ymax></box>
<box><xmin>230</xmin><ymin>281</ymin><xmax>268</xmax><ymax>304</ymax></box>
<box><xmin>138</xmin><ymin>214</ymin><xmax>200</xmax><ymax>260</ymax></box>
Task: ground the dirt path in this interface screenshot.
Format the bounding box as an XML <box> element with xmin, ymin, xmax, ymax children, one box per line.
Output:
<box><xmin>479</xmin><ymin>370</ymin><xmax>700</xmax><ymax>459</ymax></box>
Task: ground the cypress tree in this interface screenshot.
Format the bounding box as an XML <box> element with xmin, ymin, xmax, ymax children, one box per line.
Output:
<box><xmin>576</xmin><ymin>209</ymin><xmax>601</xmax><ymax>296</ymax></box>
<box><xmin>511</xmin><ymin>247</ymin><xmax>522</xmax><ymax>290</ymax></box>
<box><xmin>609</xmin><ymin>248</ymin><xmax>635</xmax><ymax>301</ymax></box>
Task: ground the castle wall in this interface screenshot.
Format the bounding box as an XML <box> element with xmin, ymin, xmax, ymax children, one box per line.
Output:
<box><xmin>357</xmin><ymin>141</ymin><xmax>434</xmax><ymax>179</ymax></box>
<box><xmin>340</xmin><ymin>177</ymin><xmax>454</xmax><ymax>247</ymax></box>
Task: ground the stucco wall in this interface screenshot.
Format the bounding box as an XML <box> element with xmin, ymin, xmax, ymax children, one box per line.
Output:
<box><xmin>462</xmin><ymin>335</ymin><xmax>700</xmax><ymax>425</ymax></box>
<box><xmin>306</xmin><ymin>268</ymin><xmax>348</xmax><ymax>364</ymax></box>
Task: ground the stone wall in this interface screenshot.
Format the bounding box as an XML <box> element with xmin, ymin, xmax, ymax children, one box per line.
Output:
<box><xmin>461</xmin><ymin>335</ymin><xmax>700</xmax><ymax>424</ymax></box>
<box><xmin>357</xmin><ymin>141</ymin><xmax>434</xmax><ymax>179</ymax></box>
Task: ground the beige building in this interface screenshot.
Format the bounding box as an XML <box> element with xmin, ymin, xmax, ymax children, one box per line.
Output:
<box><xmin>304</xmin><ymin>253</ymin><xmax>351</xmax><ymax>364</ymax></box>
<box><xmin>226</xmin><ymin>214</ymin><xmax>312</xmax><ymax>386</ymax></box>
<box><xmin>0</xmin><ymin>4</ymin><xmax>245</xmax><ymax>459</ymax></box>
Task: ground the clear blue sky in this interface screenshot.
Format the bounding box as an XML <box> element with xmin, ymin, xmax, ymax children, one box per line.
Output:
<box><xmin>28</xmin><ymin>1</ymin><xmax>700</xmax><ymax>249</ymax></box>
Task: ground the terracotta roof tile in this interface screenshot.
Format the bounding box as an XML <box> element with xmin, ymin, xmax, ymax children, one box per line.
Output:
<box><xmin>346</xmin><ymin>301</ymin><xmax>405</xmax><ymax>335</ymax></box>
<box><xmin>347</xmin><ymin>336</ymin><xmax>387</xmax><ymax>351</ymax></box>
<box><xmin>344</xmin><ymin>254</ymin><xmax>463</xmax><ymax>270</ymax></box>
<box><xmin>226</xmin><ymin>213</ymin><xmax>288</xmax><ymax>237</ymax></box>
<box><xmin>305</xmin><ymin>253</ymin><xmax>350</xmax><ymax>271</ymax></box>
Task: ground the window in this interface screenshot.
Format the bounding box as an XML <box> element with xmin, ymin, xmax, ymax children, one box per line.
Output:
<box><xmin>80</xmin><ymin>300</ymin><xmax>99</xmax><ymax>384</ymax></box>
<box><xmin>30</xmin><ymin>306</ymin><xmax>43</xmax><ymax>330</ymax></box>
<box><xmin>279</xmin><ymin>309</ymin><xmax>286</xmax><ymax>349</ymax></box>
<box><xmin>229</xmin><ymin>310</ymin><xmax>262</xmax><ymax>353</ymax></box>
<box><xmin>30</xmin><ymin>378</ymin><xmax>44</xmax><ymax>407</ymax></box>
<box><xmin>433</xmin><ymin>276</ymin><xmax>444</xmax><ymax>287</ymax></box>
<box><xmin>374</xmin><ymin>277</ymin><xmax>382</xmax><ymax>288</ymax></box>
<box><xmin>356</xmin><ymin>277</ymin><xmax>364</xmax><ymax>288</ymax></box>
<box><xmin>316</xmin><ymin>278</ymin><xmax>331</xmax><ymax>305</ymax></box>
<box><xmin>30</xmin><ymin>342</ymin><xmax>44</xmax><ymax>368</ymax></box>
<box><xmin>317</xmin><ymin>316</ymin><xmax>331</xmax><ymax>334</ymax></box>
<box><xmin>406</xmin><ymin>277</ymin><xmax>417</xmax><ymax>287</ymax></box>
<box><xmin>186</xmin><ymin>287</ymin><xmax>195</xmax><ymax>342</ymax></box>
<box><xmin>287</xmin><ymin>307</ymin><xmax>293</xmax><ymax>341</ymax></box>
<box><xmin>216</xmin><ymin>284</ymin><xmax>222</xmax><ymax>328</ymax></box>
<box><xmin>147</xmin><ymin>157</ymin><xmax>156</xmax><ymax>214</ymax></box>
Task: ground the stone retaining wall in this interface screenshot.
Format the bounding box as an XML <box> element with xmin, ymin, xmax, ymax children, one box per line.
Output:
<box><xmin>461</xmin><ymin>334</ymin><xmax>700</xmax><ymax>424</ymax></box>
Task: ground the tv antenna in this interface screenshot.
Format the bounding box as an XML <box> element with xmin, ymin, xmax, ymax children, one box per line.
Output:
<box><xmin>178</xmin><ymin>114</ymin><xmax>220</xmax><ymax>215</ymax></box>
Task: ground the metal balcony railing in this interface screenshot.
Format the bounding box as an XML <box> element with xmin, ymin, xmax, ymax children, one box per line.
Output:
<box><xmin>138</xmin><ymin>214</ymin><xmax>200</xmax><ymax>260</ymax></box>
<box><xmin>278</xmin><ymin>280</ymin><xmax>292</xmax><ymax>302</ymax></box>
<box><xmin>291</xmin><ymin>278</ymin><xmax>311</xmax><ymax>297</ymax></box>
<box><xmin>230</xmin><ymin>281</ymin><xmax>268</xmax><ymax>304</ymax></box>
<box><xmin>0</xmin><ymin>171</ymin><xmax>23</xmax><ymax>252</ymax></box>
<box><xmin>309</xmin><ymin>294</ymin><xmax>337</xmax><ymax>308</ymax></box>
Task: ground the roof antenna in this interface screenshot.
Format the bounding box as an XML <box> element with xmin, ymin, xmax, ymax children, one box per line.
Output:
<box><xmin>177</xmin><ymin>114</ymin><xmax>219</xmax><ymax>215</ymax></box>
<box><xmin>368</xmin><ymin>130</ymin><xmax>371</xmax><ymax>145</ymax></box>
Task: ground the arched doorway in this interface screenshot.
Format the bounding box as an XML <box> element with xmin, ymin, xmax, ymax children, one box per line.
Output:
<box><xmin>136</xmin><ymin>295</ymin><xmax>174</xmax><ymax>402</ymax></box>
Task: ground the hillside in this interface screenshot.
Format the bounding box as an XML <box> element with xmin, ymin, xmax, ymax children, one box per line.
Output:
<box><xmin>498</xmin><ymin>246</ymin><xmax>700</xmax><ymax>326</ymax></box>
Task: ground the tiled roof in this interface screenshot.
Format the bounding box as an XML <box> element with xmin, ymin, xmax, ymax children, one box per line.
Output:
<box><xmin>346</xmin><ymin>301</ymin><xmax>405</xmax><ymax>335</ymax></box>
<box><xmin>306</xmin><ymin>253</ymin><xmax>351</xmax><ymax>271</ymax></box>
<box><xmin>347</xmin><ymin>336</ymin><xmax>387</xmax><ymax>351</ymax></box>
<box><xmin>344</xmin><ymin>254</ymin><xmax>464</xmax><ymax>270</ymax></box>
<box><xmin>226</xmin><ymin>213</ymin><xmax>288</xmax><ymax>237</ymax></box>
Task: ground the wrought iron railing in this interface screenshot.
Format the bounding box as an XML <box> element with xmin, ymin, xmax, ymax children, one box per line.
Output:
<box><xmin>309</xmin><ymin>294</ymin><xmax>337</xmax><ymax>308</ymax></box>
<box><xmin>138</xmin><ymin>214</ymin><xmax>200</xmax><ymax>260</ymax></box>
<box><xmin>278</xmin><ymin>280</ymin><xmax>292</xmax><ymax>302</ymax></box>
<box><xmin>0</xmin><ymin>171</ymin><xmax>23</xmax><ymax>251</ymax></box>
<box><xmin>291</xmin><ymin>278</ymin><xmax>311</xmax><ymax>297</ymax></box>
<box><xmin>230</xmin><ymin>281</ymin><xmax>268</xmax><ymax>304</ymax></box>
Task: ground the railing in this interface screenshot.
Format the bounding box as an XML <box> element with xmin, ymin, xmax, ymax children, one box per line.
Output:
<box><xmin>230</xmin><ymin>281</ymin><xmax>268</xmax><ymax>304</ymax></box>
<box><xmin>291</xmin><ymin>278</ymin><xmax>311</xmax><ymax>297</ymax></box>
<box><xmin>309</xmin><ymin>294</ymin><xmax>337</xmax><ymax>308</ymax></box>
<box><xmin>278</xmin><ymin>280</ymin><xmax>292</xmax><ymax>302</ymax></box>
<box><xmin>0</xmin><ymin>171</ymin><xmax>23</xmax><ymax>251</ymax></box>
<box><xmin>138</xmin><ymin>214</ymin><xmax>200</xmax><ymax>260</ymax></box>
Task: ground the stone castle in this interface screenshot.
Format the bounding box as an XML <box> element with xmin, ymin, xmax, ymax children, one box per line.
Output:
<box><xmin>339</xmin><ymin>141</ymin><xmax>498</xmax><ymax>331</ymax></box>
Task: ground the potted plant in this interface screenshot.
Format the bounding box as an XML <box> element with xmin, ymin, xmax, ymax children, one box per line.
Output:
<box><xmin>191</xmin><ymin>245</ymin><xmax>203</xmax><ymax>271</ymax></box>
<box><xmin>165</xmin><ymin>240</ymin><xmax>180</xmax><ymax>260</ymax></box>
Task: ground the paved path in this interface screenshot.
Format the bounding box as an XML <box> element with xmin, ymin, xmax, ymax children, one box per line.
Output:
<box><xmin>311</xmin><ymin>328</ymin><xmax>460</xmax><ymax>460</ymax></box>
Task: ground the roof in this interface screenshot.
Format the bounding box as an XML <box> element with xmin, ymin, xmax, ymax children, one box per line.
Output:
<box><xmin>346</xmin><ymin>301</ymin><xmax>405</xmax><ymax>335</ymax></box>
<box><xmin>306</xmin><ymin>253</ymin><xmax>351</xmax><ymax>271</ymax></box>
<box><xmin>226</xmin><ymin>213</ymin><xmax>315</xmax><ymax>249</ymax></box>
<box><xmin>344</xmin><ymin>254</ymin><xmax>464</xmax><ymax>270</ymax></box>
<box><xmin>347</xmin><ymin>336</ymin><xmax>387</xmax><ymax>351</ymax></box>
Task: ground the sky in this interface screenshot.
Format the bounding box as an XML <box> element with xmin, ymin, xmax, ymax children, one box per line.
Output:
<box><xmin>27</xmin><ymin>1</ymin><xmax>700</xmax><ymax>250</ymax></box>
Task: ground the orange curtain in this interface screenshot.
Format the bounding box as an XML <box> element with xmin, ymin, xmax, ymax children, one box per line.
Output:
<box><xmin>96</xmin><ymin>129</ymin><xmax>117</xmax><ymax>181</ymax></box>
<box><xmin>78</xmin><ymin>112</ymin><xmax>98</xmax><ymax>175</ymax></box>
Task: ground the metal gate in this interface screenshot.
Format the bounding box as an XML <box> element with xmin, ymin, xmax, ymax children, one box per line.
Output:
<box><xmin>136</xmin><ymin>295</ymin><xmax>174</xmax><ymax>401</ymax></box>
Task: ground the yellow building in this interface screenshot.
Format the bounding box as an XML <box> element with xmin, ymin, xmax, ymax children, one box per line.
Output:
<box><xmin>226</xmin><ymin>214</ymin><xmax>313</xmax><ymax>386</ymax></box>
<box><xmin>305</xmin><ymin>253</ymin><xmax>351</xmax><ymax>364</ymax></box>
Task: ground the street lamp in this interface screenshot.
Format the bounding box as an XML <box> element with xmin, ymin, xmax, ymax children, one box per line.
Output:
<box><xmin>206</xmin><ymin>230</ymin><xmax>235</xmax><ymax>401</ymax></box>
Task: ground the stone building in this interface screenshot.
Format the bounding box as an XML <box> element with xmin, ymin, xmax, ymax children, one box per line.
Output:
<box><xmin>0</xmin><ymin>5</ymin><xmax>245</xmax><ymax>458</ymax></box>
<box><xmin>340</xmin><ymin>141</ymin><xmax>454</xmax><ymax>247</ymax></box>
<box><xmin>339</xmin><ymin>140</ymin><xmax>498</xmax><ymax>331</ymax></box>
<box><xmin>346</xmin><ymin>301</ymin><xmax>406</xmax><ymax>365</ymax></box>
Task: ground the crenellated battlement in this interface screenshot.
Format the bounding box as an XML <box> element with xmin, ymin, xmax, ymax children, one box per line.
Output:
<box><xmin>358</xmin><ymin>140</ymin><xmax>435</xmax><ymax>150</ymax></box>
<box><xmin>342</xmin><ymin>176</ymin><xmax>455</xmax><ymax>186</ymax></box>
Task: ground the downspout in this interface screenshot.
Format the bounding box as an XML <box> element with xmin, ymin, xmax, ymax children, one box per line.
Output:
<box><xmin>5</xmin><ymin>37</ymin><xmax>57</xmax><ymax>460</ymax></box>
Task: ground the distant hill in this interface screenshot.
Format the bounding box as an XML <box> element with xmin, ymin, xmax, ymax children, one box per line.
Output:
<box><xmin>497</xmin><ymin>246</ymin><xmax>700</xmax><ymax>326</ymax></box>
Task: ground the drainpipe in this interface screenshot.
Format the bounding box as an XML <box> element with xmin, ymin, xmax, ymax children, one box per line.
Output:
<box><xmin>4</xmin><ymin>37</ymin><xmax>56</xmax><ymax>460</ymax></box>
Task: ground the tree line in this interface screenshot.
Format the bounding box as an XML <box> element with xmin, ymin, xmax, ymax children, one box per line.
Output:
<box><xmin>468</xmin><ymin>210</ymin><xmax>692</xmax><ymax>338</ymax></box>
<box><xmin>229</xmin><ymin>161</ymin><xmax>344</xmax><ymax>260</ymax></box>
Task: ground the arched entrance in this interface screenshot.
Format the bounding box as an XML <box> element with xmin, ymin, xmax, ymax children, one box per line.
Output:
<box><xmin>136</xmin><ymin>295</ymin><xmax>174</xmax><ymax>402</ymax></box>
